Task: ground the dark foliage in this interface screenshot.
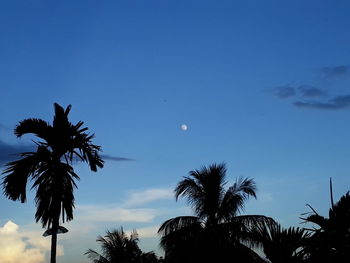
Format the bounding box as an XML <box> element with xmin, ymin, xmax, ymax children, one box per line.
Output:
<box><xmin>302</xmin><ymin>192</ymin><xmax>350</xmax><ymax>263</ymax></box>
<box><xmin>158</xmin><ymin>163</ymin><xmax>273</xmax><ymax>263</ymax></box>
<box><xmin>249</xmin><ymin>221</ymin><xmax>309</xmax><ymax>263</ymax></box>
<box><xmin>86</xmin><ymin>228</ymin><xmax>161</xmax><ymax>263</ymax></box>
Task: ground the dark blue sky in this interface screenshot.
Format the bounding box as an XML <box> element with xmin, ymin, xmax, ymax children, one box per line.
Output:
<box><xmin>1</xmin><ymin>1</ymin><xmax>350</xmax><ymax>262</ymax></box>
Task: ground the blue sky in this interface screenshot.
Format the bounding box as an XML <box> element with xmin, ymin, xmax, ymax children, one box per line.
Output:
<box><xmin>1</xmin><ymin>1</ymin><xmax>350</xmax><ymax>262</ymax></box>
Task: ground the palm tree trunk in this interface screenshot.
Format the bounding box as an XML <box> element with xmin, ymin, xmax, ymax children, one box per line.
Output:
<box><xmin>50</xmin><ymin>218</ymin><xmax>59</xmax><ymax>263</ymax></box>
<box><xmin>50</xmin><ymin>170</ymin><xmax>61</xmax><ymax>263</ymax></box>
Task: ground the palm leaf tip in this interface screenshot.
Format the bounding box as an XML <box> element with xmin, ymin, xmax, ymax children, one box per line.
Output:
<box><xmin>53</xmin><ymin>102</ymin><xmax>66</xmax><ymax>115</ymax></box>
<box><xmin>235</xmin><ymin>177</ymin><xmax>257</xmax><ymax>199</ymax></box>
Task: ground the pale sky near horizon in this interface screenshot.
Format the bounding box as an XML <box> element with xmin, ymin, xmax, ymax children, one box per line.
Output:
<box><xmin>1</xmin><ymin>1</ymin><xmax>350</xmax><ymax>262</ymax></box>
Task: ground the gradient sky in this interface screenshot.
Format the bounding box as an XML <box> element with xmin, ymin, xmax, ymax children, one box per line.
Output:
<box><xmin>1</xmin><ymin>1</ymin><xmax>350</xmax><ymax>262</ymax></box>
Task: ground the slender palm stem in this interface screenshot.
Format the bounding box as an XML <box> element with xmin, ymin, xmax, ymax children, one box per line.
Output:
<box><xmin>50</xmin><ymin>220</ymin><xmax>58</xmax><ymax>263</ymax></box>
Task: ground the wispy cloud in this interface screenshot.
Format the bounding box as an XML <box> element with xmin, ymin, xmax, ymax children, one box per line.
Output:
<box><xmin>321</xmin><ymin>65</ymin><xmax>350</xmax><ymax>78</ymax></box>
<box><xmin>126</xmin><ymin>225</ymin><xmax>160</xmax><ymax>238</ymax></box>
<box><xmin>273</xmin><ymin>86</ymin><xmax>296</xmax><ymax>98</ymax></box>
<box><xmin>0</xmin><ymin>220</ymin><xmax>63</xmax><ymax>263</ymax></box>
<box><xmin>76</xmin><ymin>205</ymin><xmax>158</xmax><ymax>223</ymax></box>
<box><xmin>75</xmin><ymin>187</ymin><xmax>173</xmax><ymax>224</ymax></box>
<box><xmin>298</xmin><ymin>85</ymin><xmax>327</xmax><ymax>98</ymax></box>
<box><xmin>294</xmin><ymin>95</ymin><xmax>350</xmax><ymax>110</ymax></box>
<box><xmin>272</xmin><ymin>85</ymin><xmax>326</xmax><ymax>100</ymax></box>
<box><xmin>101</xmin><ymin>154</ymin><xmax>135</xmax><ymax>162</ymax></box>
<box><xmin>123</xmin><ymin>188</ymin><xmax>173</xmax><ymax>207</ymax></box>
<box><xmin>0</xmin><ymin>142</ymin><xmax>134</xmax><ymax>165</ymax></box>
<box><xmin>269</xmin><ymin>65</ymin><xmax>350</xmax><ymax>110</ymax></box>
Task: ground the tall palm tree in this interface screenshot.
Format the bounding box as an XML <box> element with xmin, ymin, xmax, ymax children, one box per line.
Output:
<box><xmin>85</xmin><ymin>228</ymin><xmax>160</xmax><ymax>263</ymax></box>
<box><xmin>2</xmin><ymin>103</ymin><xmax>104</xmax><ymax>263</ymax></box>
<box><xmin>158</xmin><ymin>163</ymin><xmax>273</xmax><ymax>263</ymax></box>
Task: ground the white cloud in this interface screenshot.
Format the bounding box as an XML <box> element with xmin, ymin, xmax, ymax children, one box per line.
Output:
<box><xmin>0</xmin><ymin>220</ymin><xmax>18</xmax><ymax>234</ymax></box>
<box><xmin>0</xmin><ymin>220</ymin><xmax>63</xmax><ymax>263</ymax></box>
<box><xmin>126</xmin><ymin>225</ymin><xmax>160</xmax><ymax>238</ymax></box>
<box><xmin>124</xmin><ymin>188</ymin><xmax>173</xmax><ymax>207</ymax></box>
<box><xmin>75</xmin><ymin>187</ymin><xmax>174</xmax><ymax>224</ymax></box>
<box><xmin>0</xmin><ymin>187</ymin><xmax>176</xmax><ymax>263</ymax></box>
<box><xmin>76</xmin><ymin>205</ymin><xmax>158</xmax><ymax>223</ymax></box>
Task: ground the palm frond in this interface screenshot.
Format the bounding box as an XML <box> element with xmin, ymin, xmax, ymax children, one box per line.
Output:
<box><xmin>158</xmin><ymin>216</ymin><xmax>202</xmax><ymax>236</ymax></box>
<box><xmin>217</xmin><ymin>177</ymin><xmax>257</xmax><ymax>220</ymax></box>
<box><xmin>301</xmin><ymin>214</ymin><xmax>329</xmax><ymax>230</ymax></box>
<box><xmin>233</xmin><ymin>215</ymin><xmax>276</xmax><ymax>228</ymax></box>
<box><xmin>232</xmin><ymin>177</ymin><xmax>257</xmax><ymax>199</ymax></box>
<box><xmin>175</xmin><ymin>163</ymin><xmax>228</xmax><ymax>220</ymax></box>
<box><xmin>248</xmin><ymin>222</ymin><xmax>310</xmax><ymax>262</ymax></box>
<box><xmin>85</xmin><ymin>249</ymin><xmax>109</xmax><ymax>263</ymax></box>
<box><xmin>218</xmin><ymin>185</ymin><xmax>245</xmax><ymax>220</ymax></box>
<box><xmin>174</xmin><ymin>177</ymin><xmax>205</xmax><ymax>218</ymax></box>
<box><xmin>14</xmin><ymin>118</ymin><xmax>52</xmax><ymax>142</ymax></box>
<box><xmin>34</xmin><ymin>162</ymin><xmax>78</xmax><ymax>228</ymax></box>
<box><xmin>2</xmin><ymin>150</ymin><xmax>44</xmax><ymax>202</ymax></box>
<box><xmin>64</xmin><ymin>125</ymin><xmax>104</xmax><ymax>171</ymax></box>
<box><xmin>223</xmin><ymin>215</ymin><xmax>276</xmax><ymax>246</ymax></box>
<box><xmin>159</xmin><ymin>220</ymin><xmax>203</xmax><ymax>253</ymax></box>
<box><xmin>329</xmin><ymin>191</ymin><xmax>350</xmax><ymax>219</ymax></box>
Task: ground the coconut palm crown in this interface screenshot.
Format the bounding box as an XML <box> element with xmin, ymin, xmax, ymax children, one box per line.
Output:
<box><xmin>158</xmin><ymin>163</ymin><xmax>274</xmax><ymax>262</ymax></box>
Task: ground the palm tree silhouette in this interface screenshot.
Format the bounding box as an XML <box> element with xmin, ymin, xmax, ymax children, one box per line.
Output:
<box><xmin>302</xmin><ymin>192</ymin><xmax>350</xmax><ymax>263</ymax></box>
<box><xmin>86</xmin><ymin>228</ymin><xmax>160</xmax><ymax>263</ymax></box>
<box><xmin>2</xmin><ymin>103</ymin><xmax>104</xmax><ymax>263</ymax></box>
<box><xmin>158</xmin><ymin>163</ymin><xmax>273</xmax><ymax>263</ymax></box>
<box><xmin>249</xmin><ymin>222</ymin><xmax>309</xmax><ymax>263</ymax></box>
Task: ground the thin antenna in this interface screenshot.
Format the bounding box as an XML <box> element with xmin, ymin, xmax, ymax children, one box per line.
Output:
<box><xmin>330</xmin><ymin>177</ymin><xmax>334</xmax><ymax>209</ymax></box>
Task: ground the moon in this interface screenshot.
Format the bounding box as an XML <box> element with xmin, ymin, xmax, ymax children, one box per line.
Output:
<box><xmin>181</xmin><ymin>124</ymin><xmax>188</xmax><ymax>131</ymax></box>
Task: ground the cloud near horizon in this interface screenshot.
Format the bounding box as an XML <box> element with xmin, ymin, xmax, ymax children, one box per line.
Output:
<box><xmin>0</xmin><ymin>140</ymin><xmax>133</xmax><ymax>165</ymax></box>
<box><xmin>76</xmin><ymin>205</ymin><xmax>158</xmax><ymax>223</ymax></box>
<box><xmin>0</xmin><ymin>220</ymin><xmax>63</xmax><ymax>263</ymax></box>
<box><xmin>73</xmin><ymin>187</ymin><xmax>174</xmax><ymax>228</ymax></box>
<box><xmin>0</xmin><ymin>140</ymin><xmax>33</xmax><ymax>165</ymax></box>
<box><xmin>125</xmin><ymin>225</ymin><xmax>160</xmax><ymax>239</ymax></box>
